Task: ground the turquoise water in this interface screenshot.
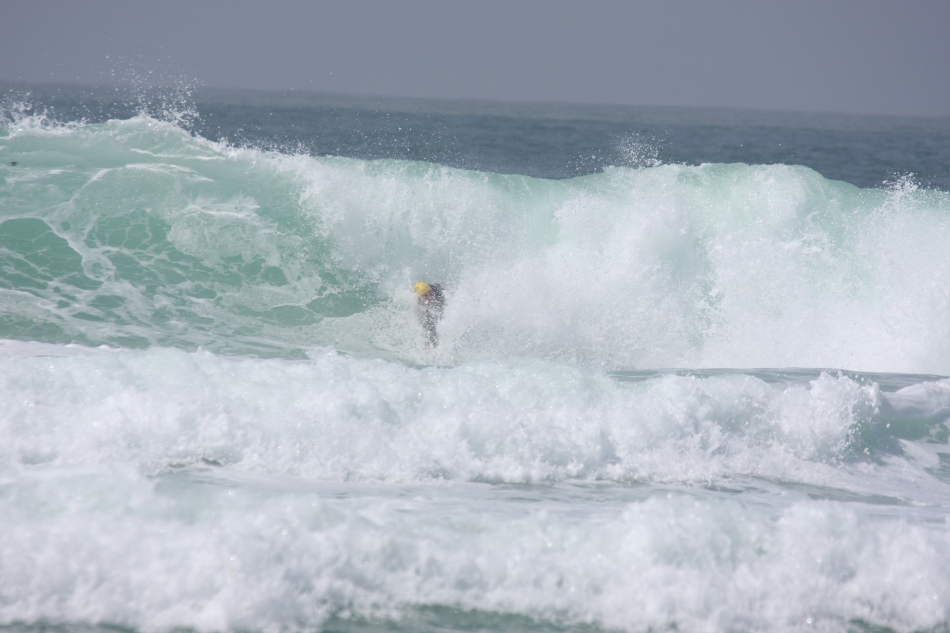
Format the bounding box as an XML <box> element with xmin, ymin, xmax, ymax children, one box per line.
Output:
<box><xmin>1</xmin><ymin>85</ymin><xmax>949</xmax><ymax>633</ymax></box>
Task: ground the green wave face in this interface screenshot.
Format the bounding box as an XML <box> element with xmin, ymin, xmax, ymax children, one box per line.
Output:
<box><xmin>0</xmin><ymin>116</ymin><xmax>380</xmax><ymax>356</ymax></box>
<box><xmin>2</xmin><ymin>114</ymin><xmax>950</xmax><ymax>371</ymax></box>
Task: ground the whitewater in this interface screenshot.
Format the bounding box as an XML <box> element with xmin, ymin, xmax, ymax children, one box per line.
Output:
<box><xmin>1</xmin><ymin>86</ymin><xmax>949</xmax><ymax>633</ymax></box>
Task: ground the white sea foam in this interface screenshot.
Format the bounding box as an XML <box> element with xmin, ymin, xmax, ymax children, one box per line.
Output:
<box><xmin>1</xmin><ymin>463</ymin><xmax>947</xmax><ymax>633</ymax></box>
<box><xmin>0</xmin><ymin>342</ymin><xmax>904</xmax><ymax>485</ymax></box>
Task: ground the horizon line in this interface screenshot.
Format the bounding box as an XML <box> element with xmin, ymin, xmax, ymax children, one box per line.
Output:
<box><xmin>3</xmin><ymin>76</ymin><xmax>949</xmax><ymax>122</ymax></box>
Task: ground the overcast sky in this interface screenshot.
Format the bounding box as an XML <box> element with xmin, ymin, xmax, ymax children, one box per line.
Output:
<box><xmin>2</xmin><ymin>0</ymin><xmax>949</xmax><ymax>116</ymax></box>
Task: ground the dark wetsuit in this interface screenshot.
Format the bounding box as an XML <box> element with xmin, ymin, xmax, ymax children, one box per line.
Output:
<box><xmin>417</xmin><ymin>284</ymin><xmax>445</xmax><ymax>347</ymax></box>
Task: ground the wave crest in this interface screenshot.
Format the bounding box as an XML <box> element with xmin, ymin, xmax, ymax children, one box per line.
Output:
<box><xmin>2</xmin><ymin>115</ymin><xmax>949</xmax><ymax>371</ymax></box>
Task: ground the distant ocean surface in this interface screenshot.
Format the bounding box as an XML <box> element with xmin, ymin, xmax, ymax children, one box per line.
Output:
<box><xmin>1</xmin><ymin>82</ymin><xmax>949</xmax><ymax>633</ymax></box>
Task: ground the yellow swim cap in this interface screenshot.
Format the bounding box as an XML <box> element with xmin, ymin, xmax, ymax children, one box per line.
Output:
<box><xmin>414</xmin><ymin>281</ymin><xmax>432</xmax><ymax>296</ymax></box>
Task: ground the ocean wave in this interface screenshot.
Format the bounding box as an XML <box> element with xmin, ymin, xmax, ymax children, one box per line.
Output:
<box><xmin>2</xmin><ymin>342</ymin><xmax>947</xmax><ymax>487</ymax></box>
<box><xmin>2</xmin><ymin>114</ymin><xmax>950</xmax><ymax>371</ymax></box>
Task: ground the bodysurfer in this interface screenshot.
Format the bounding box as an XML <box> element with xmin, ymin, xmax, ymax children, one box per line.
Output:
<box><xmin>414</xmin><ymin>281</ymin><xmax>445</xmax><ymax>348</ymax></box>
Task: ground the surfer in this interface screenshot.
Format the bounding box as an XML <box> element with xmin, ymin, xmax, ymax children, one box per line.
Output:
<box><xmin>414</xmin><ymin>281</ymin><xmax>445</xmax><ymax>348</ymax></box>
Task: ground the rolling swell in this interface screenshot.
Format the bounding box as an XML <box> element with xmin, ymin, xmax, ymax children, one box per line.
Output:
<box><xmin>2</xmin><ymin>112</ymin><xmax>950</xmax><ymax>371</ymax></box>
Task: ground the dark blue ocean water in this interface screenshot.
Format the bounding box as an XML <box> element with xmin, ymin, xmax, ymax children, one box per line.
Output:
<box><xmin>7</xmin><ymin>81</ymin><xmax>950</xmax><ymax>188</ymax></box>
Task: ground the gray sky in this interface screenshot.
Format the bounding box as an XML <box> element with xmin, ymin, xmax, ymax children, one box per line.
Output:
<box><xmin>2</xmin><ymin>0</ymin><xmax>949</xmax><ymax>116</ymax></box>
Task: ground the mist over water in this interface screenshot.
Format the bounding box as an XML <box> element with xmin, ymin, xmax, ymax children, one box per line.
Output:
<box><xmin>1</xmin><ymin>86</ymin><xmax>949</xmax><ymax>633</ymax></box>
